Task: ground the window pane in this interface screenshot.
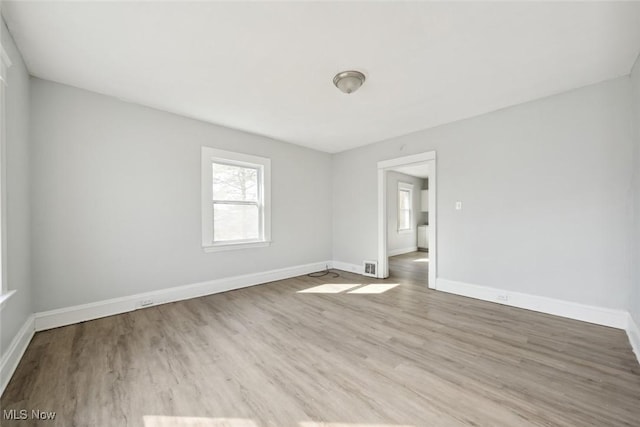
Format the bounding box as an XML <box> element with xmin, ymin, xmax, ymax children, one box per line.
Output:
<box><xmin>399</xmin><ymin>190</ymin><xmax>410</xmax><ymax>209</ymax></box>
<box><xmin>399</xmin><ymin>210</ymin><xmax>411</xmax><ymax>230</ymax></box>
<box><xmin>212</xmin><ymin>163</ymin><xmax>258</xmax><ymax>202</ymax></box>
<box><xmin>213</xmin><ymin>203</ymin><xmax>259</xmax><ymax>242</ymax></box>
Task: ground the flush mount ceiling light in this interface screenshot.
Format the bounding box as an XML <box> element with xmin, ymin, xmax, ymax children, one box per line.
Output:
<box><xmin>333</xmin><ymin>70</ymin><xmax>366</xmax><ymax>94</ymax></box>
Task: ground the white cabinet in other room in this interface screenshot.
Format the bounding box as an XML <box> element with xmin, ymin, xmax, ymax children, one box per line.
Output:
<box><xmin>421</xmin><ymin>190</ymin><xmax>428</xmax><ymax>212</ymax></box>
<box><xmin>418</xmin><ymin>225</ymin><xmax>428</xmax><ymax>250</ymax></box>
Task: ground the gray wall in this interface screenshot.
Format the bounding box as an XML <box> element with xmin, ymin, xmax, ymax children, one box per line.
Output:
<box><xmin>630</xmin><ymin>57</ymin><xmax>640</xmax><ymax>327</ymax></box>
<box><xmin>333</xmin><ymin>77</ymin><xmax>634</xmax><ymax>309</ymax></box>
<box><xmin>386</xmin><ymin>171</ymin><xmax>423</xmax><ymax>253</ymax></box>
<box><xmin>0</xmin><ymin>19</ymin><xmax>31</xmax><ymax>356</ymax></box>
<box><xmin>30</xmin><ymin>78</ymin><xmax>333</xmax><ymax>312</ymax></box>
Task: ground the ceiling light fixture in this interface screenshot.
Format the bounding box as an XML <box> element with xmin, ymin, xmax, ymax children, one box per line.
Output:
<box><xmin>333</xmin><ymin>70</ymin><xmax>366</xmax><ymax>94</ymax></box>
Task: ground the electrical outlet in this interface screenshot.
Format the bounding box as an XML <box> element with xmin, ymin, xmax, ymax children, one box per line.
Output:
<box><xmin>455</xmin><ymin>201</ymin><xmax>463</xmax><ymax>210</ymax></box>
<box><xmin>496</xmin><ymin>294</ymin><xmax>509</xmax><ymax>302</ymax></box>
<box><xmin>139</xmin><ymin>299</ymin><xmax>154</xmax><ymax>307</ymax></box>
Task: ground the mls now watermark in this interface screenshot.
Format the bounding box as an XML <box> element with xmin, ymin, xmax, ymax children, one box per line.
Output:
<box><xmin>3</xmin><ymin>409</ymin><xmax>56</xmax><ymax>421</ymax></box>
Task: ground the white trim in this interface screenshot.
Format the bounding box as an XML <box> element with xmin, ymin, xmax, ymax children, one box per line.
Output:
<box><xmin>378</xmin><ymin>151</ymin><xmax>436</xmax><ymax>287</ymax></box>
<box><xmin>427</xmin><ymin>164</ymin><xmax>436</xmax><ymax>284</ymax></box>
<box><xmin>387</xmin><ymin>246</ymin><xmax>418</xmax><ymax>257</ymax></box>
<box><xmin>377</xmin><ymin>168</ymin><xmax>387</xmax><ymax>277</ymax></box>
<box><xmin>34</xmin><ymin>261</ymin><xmax>330</xmax><ymax>331</ymax></box>
<box><xmin>436</xmin><ymin>278</ymin><xmax>628</xmax><ymax>329</ymax></box>
<box><xmin>377</xmin><ymin>151</ymin><xmax>436</xmax><ymax>170</ymax></box>
<box><xmin>203</xmin><ymin>240</ymin><xmax>271</xmax><ymax>253</ymax></box>
<box><xmin>627</xmin><ymin>314</ymin><xmax>640</xmax><ymax>365</ymax></box>
<box><xmin>201</xmin><ymin>147</ymin><xmax>271</xmax><ymax>249</ymax></box>
<box><xmin>331</xmin><ymin>260</ymin><xmax>364</xmax><ymax>275</ymax></box>
<box><xmin>0</xmin><ymin>315</ymin><xmax>35</xmax><ymax>396</ymax></box>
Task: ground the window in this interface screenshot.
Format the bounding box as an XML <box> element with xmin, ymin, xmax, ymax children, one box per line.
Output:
<box><xmin>397</xmin><ymin>182</ymin><xmax>413</xmax><ymax>233</ymax></box>
<box><xmin>201</xmin><ymin>147</ymin><xmax>271</xmax><ymax>252</ymax></box>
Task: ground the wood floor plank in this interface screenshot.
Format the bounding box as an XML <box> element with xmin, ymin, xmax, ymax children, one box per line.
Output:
<box><xmin>2</xmin><ymin>263</ymin><xmax>639</xmax><ymax>426</ymax></box>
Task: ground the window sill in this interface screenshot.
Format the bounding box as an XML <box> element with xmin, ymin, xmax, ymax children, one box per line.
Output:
<box><xmin>203</xmin><ymin>241</ymin><xmax>272</xmax><ymax>253</ymax></box>
<box><xmin>0</xmin><ymin>289</ymin><xmax>17</xmax><ymax>311</ymax></box>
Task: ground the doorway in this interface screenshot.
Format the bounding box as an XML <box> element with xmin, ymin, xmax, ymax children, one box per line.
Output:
<box><xmin>377</xmin><ymin>151</ymin><xmax>436</xmax><ymax>288</ymax></box>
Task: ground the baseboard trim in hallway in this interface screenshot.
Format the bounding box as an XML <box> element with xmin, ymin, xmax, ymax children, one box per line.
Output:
<box><xmin>34</xmin><ymin>261</ymin><xmax>332</xmax><ymax>332</ymax></box>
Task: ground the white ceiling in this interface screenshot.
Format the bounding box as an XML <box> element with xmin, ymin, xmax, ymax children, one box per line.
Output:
<box><xmin>4</xmin><ymin>1</ymin><xmax>640</xmax><ymax>153</ymax></box>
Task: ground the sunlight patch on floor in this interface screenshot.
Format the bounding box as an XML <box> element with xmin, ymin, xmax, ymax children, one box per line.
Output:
<box><xmin>412</xmin><ymin>258</ymin><xmax>429</xmax><ymax>263</ymax></box>
<box><xmin>297</xmin><ymin>284</ymin><xmax>361</xmax><ymax>293</ymax></box>
<box><xmin>298</xmin><ymin>283</ymin><xmax>400</xmax><ymax>294</ymax></box>
<box><xmin>143</xmin><ymin>416</ymin><xmax>258</xmax><ymax>427</ymax></box>
<box><xmin>347</xmin><ymin>284</ymin><xmax>399</xmax><ymax>294</ymax></box>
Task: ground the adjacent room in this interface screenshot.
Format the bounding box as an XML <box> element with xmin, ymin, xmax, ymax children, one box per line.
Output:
<box><xmin>385</xmin><ymin>163</ymin><xmax>431</xmax><ymax>283</ymax></box>
<box><xmin>1</xmin><ymin>1</ymin><xmax>639</xmax><ymax>426</ymax></box>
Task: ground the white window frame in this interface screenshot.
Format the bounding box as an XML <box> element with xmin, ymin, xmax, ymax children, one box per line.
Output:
<box><xmin>397</xmin><ymin>182</ymin><xmax>414</xmax><ymax>234</ymax></box>
<box><xmin>201</xmin><ymin>147</ymin><xmax>271</xmax><ymax>252</ymax></box>
<box><xmin>0</xmin><ymin>43</ymin><xmax>14</xmax><ymax>308</ymax></box>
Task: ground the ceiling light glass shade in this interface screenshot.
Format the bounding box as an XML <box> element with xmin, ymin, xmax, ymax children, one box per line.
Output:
<box><xmin>333</xmin><ymin>70</ymin><xmax>366</xmax><ymax>94</ymax></box>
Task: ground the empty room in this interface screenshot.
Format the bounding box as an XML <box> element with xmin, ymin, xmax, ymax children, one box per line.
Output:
<box><xmin>1</xmin><ymin>1</ymin><xmax>640</xmax><ymax>426</ymax></box>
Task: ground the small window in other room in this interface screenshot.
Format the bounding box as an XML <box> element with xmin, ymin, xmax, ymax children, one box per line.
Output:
<box><xmin>201</xmin><ymin>147</ymin><xmax>271</xmax><ymax>252</ymax></box>
<box><xmin>398</xmin><ymin>182</ymin><xmax>413</xmax><ymax>233</ymax></box>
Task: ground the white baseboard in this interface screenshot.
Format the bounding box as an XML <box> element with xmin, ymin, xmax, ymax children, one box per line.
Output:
<box><xmin>387</xmin><ymin>246</ymin><xmax>418</xmax><ymax>257</ymax></box>
<box><xmin>0</xmin><ymin>314</ymin><xmax>35</xmax><ymax>396</ymax></box>
<box><xmin>436</xmin><ymin>278</ymin><xmax>628</xmax><ymax>329</ymax></box>
<box><xmin>331</xmin><ymin>260</ymin><xmax>364</xmax><ymax>275</ymax></box>
<box><xmin>628</xmin><ymin>314</ymin><xmax>640</xmax><ymax>365</ymax></box>
<box><xmin>35</xmin><ymin>261</ymin><xmax>332</xmax><ymax>331</ymax></box>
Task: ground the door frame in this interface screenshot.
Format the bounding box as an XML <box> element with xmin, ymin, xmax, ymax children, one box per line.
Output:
<box><xmin>377</xmin><ymin>151</ymin><xmax>436</xmax><ymax>288</ymax></box>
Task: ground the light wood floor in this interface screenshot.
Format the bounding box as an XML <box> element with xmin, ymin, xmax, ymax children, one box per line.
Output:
<box><xmin>389</xmin><ymin>251</ymin><xmax>429</xmax><ymax>283</ymax></box>
<box><xmin>2</xmin><ymin>270</ymin><xmax>640</xmax><ymax>427</ymax></box>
